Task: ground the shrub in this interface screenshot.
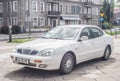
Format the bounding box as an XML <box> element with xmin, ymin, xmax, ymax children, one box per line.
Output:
<box><xmin>1</xmin><ymin>25</ymin><xmax>21</xmax><ymax>34</ymax></box>
<box><xmin>102</xmin><ymin>22</ymin><xmax>112</xmax><ymax>29</ymax></box>
<box><xmin>1</xmin><ymin>25</ymin><xmax>9</xmax><ymax>34</ymax></box>
<box><xmin>12</xmin><ymin>25</ymin><xmax>21</xmax><ymax>34</ymax></box>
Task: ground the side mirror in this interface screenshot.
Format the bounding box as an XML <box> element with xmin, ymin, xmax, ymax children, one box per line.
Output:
<box><xmin>78</xmin><ymin>36</ymin><xmax>89</xmax><ymax>41</ymax></box>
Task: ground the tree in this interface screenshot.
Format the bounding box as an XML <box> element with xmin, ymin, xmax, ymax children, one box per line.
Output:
<box><xmin>101</xmin><ymin>0</ymin><xmax>114</xmax><ymax>23</ymax></box>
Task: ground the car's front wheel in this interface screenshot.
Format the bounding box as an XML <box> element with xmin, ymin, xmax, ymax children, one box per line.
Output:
<box><xmin>60</xmin><ymin>53</ymin><xmax>75</xmax><ymax>74</ymax></box>
<box><xmin>101</xmin><ymin>46</ymin><xmax>111</xmax><ymax>60</ymax></box>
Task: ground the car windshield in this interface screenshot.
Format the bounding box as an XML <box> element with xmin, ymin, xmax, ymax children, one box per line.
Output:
<box><xmin>41</xmin><ymin>27</ymin><xmax>80</xmax><ymax>40</ymax></box>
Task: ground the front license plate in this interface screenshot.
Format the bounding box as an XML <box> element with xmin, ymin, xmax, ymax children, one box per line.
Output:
<box><xmin>16</xmin><ymin>57</ymin><xmax>29</xmax><ymax>64</ymax></box>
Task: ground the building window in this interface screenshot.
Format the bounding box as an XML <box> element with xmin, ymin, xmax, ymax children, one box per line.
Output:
<box><xmin>71</xmin><ymin>6</ymin><xmax>75</xmax><ymax>14</ymax></box>
<box><xmin>59</xmin><ymin>5</ymin><xmax>62</xmax><ymax>12</ymax></box>
<box><xmin>13</xmin><ymin>1</ymin><xmax>18</xmax><ymax>12</ymax></box>
<box><xmin>0</xmin><ymin>3</ymin><xmax>3</xmax><ymax>13</ymax></box>
<box><xmin>65</xmin><ymin>6</ymin><xmax>68</xmax><ymax>14</ymax></box>
<box><xmin>10</xmin><ymin>2</ymin><xmax>12</xmax><ymax>12</ymax></box>
<box><xmin>0</xmin><ymin>18</ymin><xmax>3</xmax><ymax>27</ymax></box>
<box><xmin>84</xmin><ymin>7</ymin><xmax>87</xmax><ymax>14</ymax></box>
<box><xmin>47</xmin><ymin>3</ymin><xmax>51</xmax><ymax>11</ymax></box>
<box><xmin>40</xmin><ymin>2</ymin><xmax>45</xmax><ymax>12</ymax></box>
<box><xmin>71</xmin><ymin>5</ymin><xmax>80</xmax><ymax>14</ymax></box>
<box><xmin>13</xmin><ymin>17</ymin><xmax>18</xmax><ymax>25</ymax></box>
<box><xmin>68</xmin><ymin>6</ymin><xmax>71</xmax><ymax>14</ymax></box>
<box><xmin>33</xmin><ymin>18</ymin><xmax>38</xmax><ymax>26</ymax></box>
<box><xmin>40</xmin><ymin>17</ymin><xmax>45</xmax><ymax>26</ymax></box>
<box><xmin>76</xmin><ymin>6</ymin><xmax>81</xmax><ymax>14</ymax></box>
<box><xmin>32</xmin><ymin>1</ymin><xmax>37</xmax><ymax>11</ymax></box>
<box><xmin>53</xmin><ymin>4</ymin><xmax>58</xmax><ymax>11</ymax></box>
<box><xmin>92</xmin><ymin>7</ymin><xmax>98</xmax><ymax>15</ymax></box>
<box><xmin>88</xmin><ymin>8</ymin><xmax>91</xmax><ymax>14</ymax></box>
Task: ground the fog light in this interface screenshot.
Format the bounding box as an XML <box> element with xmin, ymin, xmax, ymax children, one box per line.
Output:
<box><xmin>39</xmin><ymin>64</ymin><xmax>47</xmax><ymax>68</ymax></box>
<box><xmin>34</xmin><ymin>60</ymin><xmax>42</xmax><ymax>63</ymax></box>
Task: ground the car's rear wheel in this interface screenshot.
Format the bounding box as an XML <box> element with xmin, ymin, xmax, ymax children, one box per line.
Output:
<box><xmin>101</xmin><ymin>46</ymin><xmax>111</xmax><ymax>60</ymax></box>
<box><xmin>60</xmin><ymin>53</ymin><xmax>75</xmax><ymax>74</ymax></box>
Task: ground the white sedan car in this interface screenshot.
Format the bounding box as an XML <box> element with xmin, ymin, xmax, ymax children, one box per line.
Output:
<box><xmin>11</xmin><ymin>25</ymin><xmax>114</xmax><ymax>74</ymax></box>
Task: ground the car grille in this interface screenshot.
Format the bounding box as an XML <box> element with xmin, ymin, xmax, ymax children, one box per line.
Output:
<box><xmin>17</xmin><ymin>48</ymin><xmax>38</xmax><ymax>55</ymax></box>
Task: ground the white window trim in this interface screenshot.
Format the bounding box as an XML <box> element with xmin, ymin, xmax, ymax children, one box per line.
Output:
<box><xmin>40</xmin><ymin>2</ymin><xmax>45</xmax><ymax>12</ymax></box>
<box><xmin>13</xmin><ymin>17</ymin><xmax>18</xmax><ymax>25</ymax></box>
<box><xmin>32</xmin><ymin>1</ymin><xmax>38</xmax><ymax>12</ymax></box>
<box><xmin>13</xmin><ymin>1</ymin><xmax>18</xmax><ymax>12</ymax></box>
<box><xmin>0</xmin><ymin>3</ymin><xmax>3</xmax><ymax>13</ymax></box>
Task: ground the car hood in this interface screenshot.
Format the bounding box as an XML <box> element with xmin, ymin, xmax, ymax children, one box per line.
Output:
<box><xmin>16</xmin><ymin>38</ymin><xmax>75</xmax><ymax>50</ymax></box>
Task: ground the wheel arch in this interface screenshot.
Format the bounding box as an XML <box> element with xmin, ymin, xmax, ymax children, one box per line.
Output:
<box><xmin>64</xmin><ymin>51</ymin><xmax>77</xmax><ymax>65</ymax></box>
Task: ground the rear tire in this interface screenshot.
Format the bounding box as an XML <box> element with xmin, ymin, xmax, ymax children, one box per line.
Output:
<box><xmin>60</xmin><ymin>53</ymin><xmax>75</xmax><ymax>74</ymax></box>
<box><xmin>101</xmin><ymin>46</ymin><xmax>111</xmax><ymax>60</ymax></box>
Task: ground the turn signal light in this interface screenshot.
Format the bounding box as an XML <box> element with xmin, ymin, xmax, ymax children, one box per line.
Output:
<box><xmin>34</xmin><ymin>60</ymin><xmax>42</xmax><ymax>63</ymax></box>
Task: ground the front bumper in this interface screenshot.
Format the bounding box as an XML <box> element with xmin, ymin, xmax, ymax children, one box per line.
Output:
<box><xmin>11</xmin><ymin>53</ymin><xmax>62</xmax><ymax>70</ymax></box>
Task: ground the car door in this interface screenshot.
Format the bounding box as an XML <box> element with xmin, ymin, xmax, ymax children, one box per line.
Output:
<box><xmin>89</xmin><ymin>27</ymin><xmax>105</xmax><ymax>58</ymax></box>
<box><xmin>77</xmin><ymin>28</ymin><xmax>95</xmax><ymax>63</ymax></box>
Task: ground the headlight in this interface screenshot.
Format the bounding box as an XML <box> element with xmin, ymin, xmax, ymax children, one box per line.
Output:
<box><xmin>38</xmin><ymin>49</ymin><xmax>55</xmax><ymax>56</ymax></box>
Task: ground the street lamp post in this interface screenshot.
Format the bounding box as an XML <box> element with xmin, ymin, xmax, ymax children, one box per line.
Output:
<box><xmin>27</xmin><ymin>0</ymin><xmax>31</xmax><ymax>39</ymax></box>
<box><xmin>9</xmin><ymin>25</ymin><xmax>12</xmax><ymax>42</ymax></box>
<box><xmin>8</xmin><ymin>0</ymin><xmax>12</xmax><ymax>42</ymax></box>
<box><xmin>109</xmin><ymin>0</ymin><xmax>113</xmax><ymax>35</ymax></box>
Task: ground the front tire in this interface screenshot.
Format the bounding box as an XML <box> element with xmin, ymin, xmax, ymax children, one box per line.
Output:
<box><xmin>60</xmin><ymin>53</ymin><xmax>75</xmax><ymax>74</ymax></box>
<box><xmin>101</xmin><ymin>46</ymin><xmax>111</xmax><ymax>60</ymax></box>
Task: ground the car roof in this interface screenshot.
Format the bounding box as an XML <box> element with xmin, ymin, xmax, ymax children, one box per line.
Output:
<box><xmin>58</xmin><ymin>25</ymin><xmax>99</xmax><ymax>28</ymax></box>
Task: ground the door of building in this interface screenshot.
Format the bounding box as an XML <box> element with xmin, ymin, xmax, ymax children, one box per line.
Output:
<box><xmin>52</xmin><ymin>19</ymin><xmax>57</xmax><ymax>27</ymax></box>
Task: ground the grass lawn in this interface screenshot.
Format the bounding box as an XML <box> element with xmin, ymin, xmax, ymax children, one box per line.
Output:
<box><xmin>9</xmin><ymin>38</ymin><xmax>33</xmax><ymax>43</ymax></box>
<box><xmin>106</xmin><ymin>31</ymin><xmax>120</xmax><ymax>35</ymax></box>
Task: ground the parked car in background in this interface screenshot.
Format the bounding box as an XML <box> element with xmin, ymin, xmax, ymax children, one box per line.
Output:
<box><xmin>11</xmin><ymin>25</ymin><xmax>114</xmax><ymax>74</ymax></box>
